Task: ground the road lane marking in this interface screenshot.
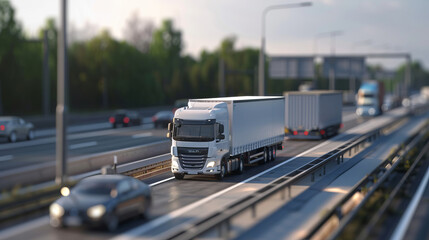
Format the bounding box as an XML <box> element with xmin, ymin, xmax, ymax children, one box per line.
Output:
<box><xmin>0</xmin><ymin>155</ymin><xmax>13</xmax><ymax>162</ymax></box>
<box><xmin>132</xmin><ymin>132</ymin><xmax>153</xmax><ymax>139</ymax></box>
<box><xmin>69</xmin><ymin>141</ymin><xmax>97</xmax><ymax>150</ymax></box>
<box><xmin>149</xmin><ymin>177</ymin><xmax>175</xmax><ymax>187</ymax></box>
<box><xmin>111</xmin><ymin>138</ymin><xmax>336</xmax><ymax>240</ymax></box>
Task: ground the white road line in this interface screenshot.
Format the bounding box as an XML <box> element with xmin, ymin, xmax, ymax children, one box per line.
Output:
<box><xmin>69</xmin><ymin>141</ymin><xmax>97</xmax><ymax>150</ymax></box>
<box><xmin>0</xmin><ymin>216</ymin><xmax>49</xmax><ymax>240</ymax></box>
<box><xmin>0</xmin><ymin>155</ymin><xmax>13</xmax><ymax>162</ymax></box>
<box><xmin>132</xmin><ymin>132</ymin><xmax>153</xmax><ymax>139</ymax></box>
<box><xmin>391</xmin><ymin>166</ymin><xmax>429</xmax><ymax>240</ymax></box>
<box><xmin>111</xmin><ymin>138</ymin><xmax>334</xmax><ymax>240</ymax></box>
<box><xmin>149</xmin><ymin>177</ymin><xmax>175</xmax><ymax>187</ymax></box>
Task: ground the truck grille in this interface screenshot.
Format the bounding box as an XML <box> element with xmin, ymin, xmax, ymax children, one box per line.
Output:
<box><xmin>177</xmin><ymin>147</ymin><xmax>208</xmax><ymax>170</ymax></box>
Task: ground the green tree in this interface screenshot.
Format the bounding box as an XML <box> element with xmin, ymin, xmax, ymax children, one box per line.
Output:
<box><xmin>0</xmin><ymin>0</ymin><xmax>22</xmax><ymax>114</ymax></box>
<box><xmin>150</xmin><ymin>19</ymin><xmax>183</xmax><ymax>103</ymax></box>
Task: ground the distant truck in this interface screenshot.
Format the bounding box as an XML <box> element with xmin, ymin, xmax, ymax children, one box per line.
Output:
<box><xmin>356</xmin><ymin>80</ymin><xmax>385</xmax><ymax>117</ymax></box>
<box><xmin>167</xmin><ymin>96</ymin><xmax>285</xmax><ymax>180</ymax></box>
<box><xmin>421</xmin><ymin>86</ymin><xmax>429</xmax><ymax>100</ymax></box>
<box><xmin>283</xmin><ymin>91</ymin><xmax>342</xmax><ymax>139</ymax></box>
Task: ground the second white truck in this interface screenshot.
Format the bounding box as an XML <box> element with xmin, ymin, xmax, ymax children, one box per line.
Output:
<box><xmin>167</xmin><ymin>96</ymin><xmax>285</xmax><ymax>180</ymax></box>
<box><xmin>284</xmin><ymin>91</ymin><xmax>343</xmax><ymax>139</ymax></box>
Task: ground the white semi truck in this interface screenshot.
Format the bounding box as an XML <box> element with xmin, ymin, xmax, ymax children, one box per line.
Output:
<box><xmin>167</xmin><ymin>96</ymin><xmax>285</xmax><ymax>180</ymax></box>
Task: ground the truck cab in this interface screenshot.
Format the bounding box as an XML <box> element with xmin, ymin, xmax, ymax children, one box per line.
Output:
<box><xmin>168</xmin><ymin>102</ymin><xmax>229</xmax><ymax>179</ymax></box>
<box><xmin>356</xmin><ymin>81</ymin><xmax>384</xmax><ymax>117</ymax></box>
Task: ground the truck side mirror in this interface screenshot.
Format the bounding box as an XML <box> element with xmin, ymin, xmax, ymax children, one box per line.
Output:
<box><xmin>166</xmin><ymin>132</ymin><xmax>172</xmax><ymax>138</ymax></box>
<box><xmin>217</xmin><ymin>134</ymin><xmax>225</xmax><ymax>140</ymax></box>
<box><xmin>167</xmin><ymin>123</ymin><xmax>173</xmax><ymax>131</ymax></box>
<box><xmin>219</xmin><ymin>124</ymin><xmax>224</xmax><ymax>134</ymax></box>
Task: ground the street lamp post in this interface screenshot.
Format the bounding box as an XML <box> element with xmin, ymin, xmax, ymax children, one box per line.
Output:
<box><xmin>258</xmin><ymin>2</ymin><xmax>312</xmax><ymax>96</ymax></box>
<box><xmin>56</xmin><ymin>0</ymin><xmax>68</xmax><ymax>185</ymax></box>
<box><xmin>314</xmin><ymin>30</ymin><xmax>343</xmax><ymax>90</ymax></box>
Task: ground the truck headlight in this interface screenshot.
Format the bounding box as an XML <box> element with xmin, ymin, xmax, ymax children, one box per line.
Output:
<box><xmin>172</xmin><ymin>160</ymin><xmax>179</xmax><ymax>169</ymax></box>
<box><xmin>87</xmin><ymin>204</ymin><xmax>106</xmax><ymax>219</ymax></box>
<box><xmin>368</xmin><ymin>108</ymin><xmax>376</xmax><ymax>115</ymax></box>
<box><xmin>50</xmin><ymin>203</ymin><xmax>64</xmax><ymax>218</ymax></box>
<box><xmin>207</xmin><ymin>161</ymin><xmax>216</xmax><ymax>168</ymax></box>
<box><xmin>171</xmin><ymin>146</ymin><xmax>178</xmax><ymax>157</ymax></box>
<box><xmin>356</xmin><ymin>108</ymin><xmax>363</xmax><ymax>116</ymax></box>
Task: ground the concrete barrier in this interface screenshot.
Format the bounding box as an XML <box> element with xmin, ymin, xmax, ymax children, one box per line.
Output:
<box><xmin>0</xmin><ymin>140</ymin><xmax>170</xmax><ymax>190</ymax></box>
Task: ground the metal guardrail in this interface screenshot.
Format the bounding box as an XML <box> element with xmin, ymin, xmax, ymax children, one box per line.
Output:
<box><xmin>303</xmin><ymin>123</ymin><xmax>427</xmax><ymax>239</ymax></box>
<box><xmin>163</xmin><ymin>112</ymin><xmax>409</xmax><ymax>240</ymax></box>
<box><xmin>323</xmin><ymin>125</ymin><xmax>429</xmax><ymax>240</ymax></box>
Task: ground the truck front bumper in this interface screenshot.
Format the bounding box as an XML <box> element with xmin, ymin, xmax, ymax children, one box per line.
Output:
<box><xmin>171</xmin><ymin>156</ymin><xmax>221</xmax><ymax>175</ymax></box>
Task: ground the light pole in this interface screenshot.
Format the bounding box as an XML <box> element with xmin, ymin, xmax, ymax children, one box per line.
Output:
<box><xmin>258</xmin><ymin>2</ymin><xmax>312</xmax><ymax>96</ymax></box>
<box><xmin>56</xmin><ymin>0</ymin><xmax>68</xmax><ymax>185</ymax></box>
<box><xmin>314</xmin><ymin>30</ymin><xmax>343</xmax><ymax>56</ymax></box>
<box><xmin>314</xmin><ymin>30</ymin><xmax>343</xmax><ymax>90</ymax></box>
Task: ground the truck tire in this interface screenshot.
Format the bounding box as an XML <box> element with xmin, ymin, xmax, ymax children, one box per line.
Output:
<box><xmin>268</xmin><ymin>146</ymin><xmax>273</xmax><ymax>161</ymax></box>
<box><xmin>234</xmin><ymin>156</ymin><xmax>244</xmax><ymax>175</ymax></box>
<box><xmin>216</xmin><ymin>160</ymin><xmax>226</xmax><ymax>180</ymax></box>
<box><xmin>174</xmin><ymin>173</ymin><xmax>184</xmax><ymax>180</ymax></box>
<box><xmin>271</xmin><ymin>147</ymin><xmax>277</xmax><ymax>161</ymax></box>
<box><xmin>260</xmin><ymin>148</ymin><xmax>268</xmax><ymax>164</ymax></box>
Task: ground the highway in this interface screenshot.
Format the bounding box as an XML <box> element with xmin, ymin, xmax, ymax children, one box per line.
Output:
<box><xmin>0</xmin><ymin>106</ymin><xmax>373</xmax><ymax>240</ymax></box>
<box><xmin>0</xmin><ymin>107</ymin><xmax>359</xmax><ymax>188</ymax></box>
<box><xmin>3</xmin><ymin>106</ymin><xmax>426</xmax><ymax>240</ymax></box>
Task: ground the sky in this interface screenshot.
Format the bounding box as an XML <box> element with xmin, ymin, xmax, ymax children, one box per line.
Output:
<box><xmin>9</xmin><ymin>0</ymin><xmax>429</xmax><ymax>69</ymax></box>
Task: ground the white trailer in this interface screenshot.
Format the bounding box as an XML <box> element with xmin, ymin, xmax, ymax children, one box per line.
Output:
<box><xmin>284</xmin><ymin>91</ymin><xmax>342</xmax><ymax>139</ymax></box>
<box><xmin>167</xmin><ymin>96</ymin><xmax>285</xmax><ymax>180</ymax></box>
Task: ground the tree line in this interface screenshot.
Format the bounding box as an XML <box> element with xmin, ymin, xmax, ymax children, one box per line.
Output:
<box><xmin>0</xmin><ymin>1</ymin><xmax>428</xmax><ymax>115</ymax></box>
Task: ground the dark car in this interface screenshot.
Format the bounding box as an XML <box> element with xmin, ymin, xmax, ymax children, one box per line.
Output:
<box><xmin>109</xmin><ymin>110</ymin><xmax>141</xmax><ymax>128</ymax></box>
<box><xmin>49</xmin><ymin>175</ymin><xmax>151</xmax><ymax>231</ymax></box>
<box><xmin>0</xmin><ymin>116</ymin><xmax>35</xmax><ymax>143</ymax></box>
<box><xmin>152</xmin><ymin>111</ymin><xmax>174</xmax><ymax>128</ymax></box>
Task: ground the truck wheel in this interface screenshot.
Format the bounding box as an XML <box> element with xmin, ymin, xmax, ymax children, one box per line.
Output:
<box><xmin>174</xmin><ymin>173</ymin><xmax>184</xmax><ymax>180</ymax></box>
<box><xmin>234</xmin><ymin>156</ymin><xmax>244</xmax><ymax>175</ymax></box>
<box><xmin>271</xmin><ymin>147</ymin><xmax>277</xmax><ymax>161</ymax></box>
<box><xmin>268</xmin><ymin>146</ymin><xmax>273</xmax><ymax>161</ymax></box>
<box><xmin>216</xmin><ymin>160</ymin><xmax>226</xmax><ymax>180</ymax></box>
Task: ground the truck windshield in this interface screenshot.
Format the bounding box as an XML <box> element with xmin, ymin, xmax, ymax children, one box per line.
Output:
<box><xmin>173</xmin><ymin>124</ymin><xmax>215</xmax><ymax>142</ymax></box>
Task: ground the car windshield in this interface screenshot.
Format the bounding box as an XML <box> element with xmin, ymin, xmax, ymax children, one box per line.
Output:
<box><xmin>173</xmin><ymin>124</ymin><xmax>214</xmax><ymax>142</ymax></box>
<box><xmin>73</xmin><ymin>181</ymin><xmax>116</xmax><ymax>195</ymax></box>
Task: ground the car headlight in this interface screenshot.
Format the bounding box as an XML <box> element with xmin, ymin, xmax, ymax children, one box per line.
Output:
<box><xmin>87</xmin><ymin>204</ymin><xmax>106</xmax><ymax>219</ymax></box>
<box><xmin>207</xmin><ymin>161</ymin><xmax>216</xmax><ymax>168</ymax></box>
<box><xmin>368</xmin><ymin>108</ymin><xmax>376</xmax><ymax>115</ymax></box>
<box><xmin>50</xmin><ymin>203</ymin><xmax>64</xmax><ymax>218</ymax></box>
